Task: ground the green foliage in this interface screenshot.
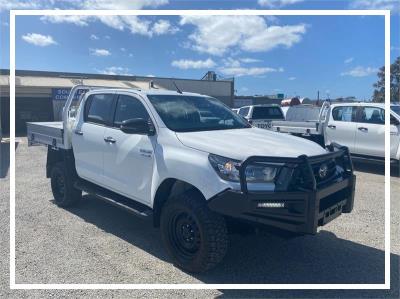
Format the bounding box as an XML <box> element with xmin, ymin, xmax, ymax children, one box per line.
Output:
<box><xmin>372</xmin><ymin>56</ymin><xmax>400</xmax><ymax>102</ymax></box>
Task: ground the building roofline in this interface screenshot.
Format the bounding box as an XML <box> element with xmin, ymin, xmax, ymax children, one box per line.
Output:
<box><xmin>0</xmin><ymin>69</ymin><xmax>233</xmax><ymax>83</ymax></box>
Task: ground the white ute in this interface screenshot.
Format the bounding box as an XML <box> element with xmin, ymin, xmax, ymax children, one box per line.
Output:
<box><xmin>27</xmin><ymin>85</ymin><xmax>356</xmax><ymax>273</ymax></box>
<box><xmin>272</xmin><ymin>102</ymin><xmax>400</xmax><ymax>163</ymax></box>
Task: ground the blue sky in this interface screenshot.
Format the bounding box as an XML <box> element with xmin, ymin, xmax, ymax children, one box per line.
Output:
<box><xmin>1</xmin><ymin>0</ymin><xmax>399</xmax><ymax>100</ymax></box>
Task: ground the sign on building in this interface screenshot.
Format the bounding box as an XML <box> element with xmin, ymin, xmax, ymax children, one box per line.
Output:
<box><xmin>51</xmin><ymin>88</ymin><xmax>88</xmax><ymax>120</ymax></box>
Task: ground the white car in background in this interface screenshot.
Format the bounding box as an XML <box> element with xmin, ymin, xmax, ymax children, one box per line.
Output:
<box><xmin>238</xmin><ymin>104</ymin><xmax>285</xmax><ymax>129</ymax></box>
<box><xmin>325</xmin><ymin>102</ymin><xmax>400</xmax><ymax>162</ymax></box>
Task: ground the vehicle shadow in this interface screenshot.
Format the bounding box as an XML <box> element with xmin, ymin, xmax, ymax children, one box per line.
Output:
<box><xmin>0</xmin><ymin>141</ymin><xmax>18</xmax><ymax>179</ymax></box>
<box><xmin>64</xmin><ymin>194</ymin><xmax>397</xmax><ymax>291</ymax></box>
<box><xmin>353</xmin><ymin>160</ymin><xmax>399</xmax><ymax>177</ymax></box>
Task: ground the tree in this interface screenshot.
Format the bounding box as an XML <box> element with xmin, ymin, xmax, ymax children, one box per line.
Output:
<box><xmin>372</xmin><ymin>56</ymin><xmax>400</xmax><ymax>103</ymax></box>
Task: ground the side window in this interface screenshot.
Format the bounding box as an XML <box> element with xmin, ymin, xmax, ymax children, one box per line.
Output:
<box><xmin>238</xmin><ymin>107</ymin><xmax>249</xmax><ymax>117</ymax></box>
<box><xmin>85</xmin><ymin>94</ymin><xmax>114</xmax><ymax>125</ymax></box>
<box><xmin>113</xmin><ymin>95</ymin><xmax>150</xmax><ymax>127</ymax></box>
<box><xmin>332</xmin><ymin>106</ymin><xmax>356</xmax><ymax>122</ymax></box>
<box><xmin>360</xmin><ymin>107</ymin><xmax>385</xmax><ymax>125</ymax></box>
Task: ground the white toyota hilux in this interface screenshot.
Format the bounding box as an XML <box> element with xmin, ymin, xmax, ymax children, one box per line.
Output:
<box><xmin>27</xmin><ymin>85</ymin><xmax>356</xmax><ymax>273</ymax></box>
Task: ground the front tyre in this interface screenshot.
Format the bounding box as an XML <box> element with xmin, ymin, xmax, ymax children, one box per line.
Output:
<box><xmin>50</xmin><ymin>162</ymin><xmax>82</xmax><ymax>207</ymax></box>
<box><xmin>160</xmin><ymin>190</ymin><xmax>228</xmax><ymax>273</ymax></box>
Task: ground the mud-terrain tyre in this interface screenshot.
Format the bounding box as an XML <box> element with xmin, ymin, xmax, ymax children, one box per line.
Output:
<box><xmin>160</xmin><ymin>189</ymin><xmax>228</xmax><ymax>273</ymax></box>
<box><xmin>50</xmin><ymin>162</ymin><xmax>81</xmax><ymax>207</ymax></box>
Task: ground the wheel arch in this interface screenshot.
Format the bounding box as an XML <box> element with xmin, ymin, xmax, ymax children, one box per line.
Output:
<box><xmin>152</xmin><ymin>178</ymin><xmax>206</xmax><ymax>227</ymax></box>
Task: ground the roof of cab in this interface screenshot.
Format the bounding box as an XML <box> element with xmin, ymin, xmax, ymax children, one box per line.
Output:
<box><xmin>87</xmin><ymin>87</ymin><xmax>205</xmax><ymax>97</ymax></box>
<box><xmin>330</xmin><ymin>102</ymin><xmax>384</xmax><ymax>108</ymax></box>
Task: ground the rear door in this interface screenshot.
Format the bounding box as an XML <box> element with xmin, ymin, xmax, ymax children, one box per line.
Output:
<box><xmin>325</xmin><ymin>105</ymin><xmax>357</xmax><ymax>151</ymax></box>
<box><xmin>102</xmin><ymin>94</ymin><xmax>156</xmax><ymax>204</ymax></box>
<box><xmin>72</xmin><ymin>93</ymin><xmax>115</xmax><ymax>185</ymax></box>
<box><xmin>354</xmin><ymin>106</ymin><xmax>385</xmax><ymax>158</ymax></box>
<box><xmin>251</xmin><ymin>106</ymin><xmax>284</xmax><ymax>129</ymax></box>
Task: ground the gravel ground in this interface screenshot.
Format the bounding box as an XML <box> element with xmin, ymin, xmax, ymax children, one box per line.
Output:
<box><xmin>0</xmin><ymin>138</ymin><xmax>399</xmax><ymax>298</ymax></box>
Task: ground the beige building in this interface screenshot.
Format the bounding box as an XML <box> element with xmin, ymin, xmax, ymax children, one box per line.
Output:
<box><xmin>0</xmin><ymin>70</ymin><xmax>234</xmax><ymax>135</ymax></box>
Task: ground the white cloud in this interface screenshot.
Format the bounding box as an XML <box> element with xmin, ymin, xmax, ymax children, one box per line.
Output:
<box><xmin>0</xmin><ymin>0</ymin><xmax>169</xmax><ymax>12</ymax></box>
<box><xmin>90</xmin><ymin>34</ymin><xmax>99</xmax><ymax>40</ymax></box>
<box><xmin>6</xmin><ymin>1</ymin><xmax>174</xmax><ymax>38</ymax></box>
<box><xmin>22</xmin><ymin>33</ymin><xmax>57</xmax><ymax>47</ymax></box>
<box><xmin>349</xmin><ymin>0</ymin><xmax>400</xmax><ymax>13</ymax></box>
<box><xmin>341</xmin><ymin>66</ymin><xmax>378</xmax><ymax>77</ymax></box>
<box><xmin>40</xmin><ymin>15</ymin><xmax>90</xmax><ymax>26</ymax></box>
<box><xmin>152</xmin><ymin>19</ymin><xmax>179</xmax><ymax>35</ymax></box>
<box><xmin>90</xmin><ymin>48</ymin><xmax>111</xmax><ymax>56</ymax></box>
<box><xmin>0</xmin><ymin>0</ymin><xmax>41</xmax><ymax>11</ymax></box>
<box><xmin>81</xmin><ymin>0</ymin><xmax>168</xmax><ymax>10</ymax></box>
<box><xmin>288</xmin><ymin>76</ymin><xmax>296</xmax><ymax>80</ymax></box>
<box><xmin>97</xmin><ymin>66</ymin><xmax>132</xmax><ymax>75</ymax></box>
<box><xmin>241</xmin><ymin>24</ymin><xmax>307</xmax><ymax>52</ymax></box>
<box><xmin>219</xmin><ymin>66</ymin><xmax>283</xmax><ymax>77</ymax></box>
<box><xmin>179</xmin><ymin>15</ymin><xmax>307</xmax><ymax>56</ymax></box>
<box><xmin>258</xmin><ymin>0</ymin><xmax>303</xmax><ymax>7</ymax></box>
<box><xmin>171</xmin><ymin>58</ymin><xmax>216</xmax><ymax>69</ymax></box>
<box><xmin>240</xmin><ymin>58</ymin><xmax>262</xmax><ymax>63</ymax></box>
<box><xmin>120</xmin><ymin>47</ymin><xmax>126</xmax><ymax>51</ymax></box>
<box><xmin>344</xmin><ymin>57</ymin><xmax>354</xmax><ymax>64</ymax></box>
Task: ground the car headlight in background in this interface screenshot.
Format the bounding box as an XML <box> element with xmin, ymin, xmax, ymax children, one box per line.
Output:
<box><xmin>208</xmin><ymin>154</ymin><xmax>280</xmax><ymax>183</ymax></box>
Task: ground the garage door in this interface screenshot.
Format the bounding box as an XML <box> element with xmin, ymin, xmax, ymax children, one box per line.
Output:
<box><xmin>16</xmin><ymin>97</ymin><xmax>54</xmax><ymax>135</ymax></box>
<box><xmin>0</xmin><ymin>96</ymin><xmax>10</xmax><ymax>136</ymax></box>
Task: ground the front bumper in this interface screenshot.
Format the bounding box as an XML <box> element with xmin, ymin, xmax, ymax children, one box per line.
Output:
<box><xmin>208</xmin><ymin>143</ymin><xmax>356</xmax><ymax>235</ymax></box>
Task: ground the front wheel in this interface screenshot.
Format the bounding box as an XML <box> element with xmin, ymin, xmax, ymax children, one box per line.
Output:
<box><xmin>160</xmin><ymin>190</ymin><xmax>228</xmax><ymax>273</ymax></box>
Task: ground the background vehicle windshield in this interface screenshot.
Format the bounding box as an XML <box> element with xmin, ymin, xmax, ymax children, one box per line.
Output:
<box><xmin>148</xmin><ymin>95</ymin><xmax>251</xmax><ymax>132</ymax></box>
<box><xmin>252</xmin><ymin>106</ymin><xmax>284</xmax><ymax>120</ymax></box>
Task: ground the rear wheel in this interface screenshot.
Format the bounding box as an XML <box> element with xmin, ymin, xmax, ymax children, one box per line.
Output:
<box><xmin>50</xmin><ymin>162</ymin><xmax>81</xmax><ymax>207</ymax></box>
<box><xmin>160</xmin><ymin>190</ymin><xmax>228</xmax><ymax>273</ymax></box>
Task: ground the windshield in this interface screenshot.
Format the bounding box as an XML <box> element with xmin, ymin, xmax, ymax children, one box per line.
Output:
<box><xmin>391</xmin><ymin>105</ymin><xmax>400</xmax><ymax>116</ymax></box>
<box><xmin>252</xmin><ymin>107</ymin><xmax>284</xmax><ymax>120</ymax></box>
<box><xmin>148</xmin><ymin>95</ymin><xmax>251</xmax><ymax>132</ymax></box>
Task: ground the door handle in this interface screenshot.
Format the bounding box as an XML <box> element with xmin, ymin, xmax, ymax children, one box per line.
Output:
<box><xmin>104</xmin><ymin>136</ymin><xmax>116</xmax><ymax>143</ymax></box>
<box><xmin>327</xmin><ymin>125</ymin><xmax>336</xmax><ymax>129</ymax></box>
<box><xmin>358</xmin><ymin>127</ymin><xmax>368</xmax><ymax>132</ymax></box>
<box><xmin>74</xmin><ymin>130</ymin><xmax>83</xmax><ymax>136</ymax></box>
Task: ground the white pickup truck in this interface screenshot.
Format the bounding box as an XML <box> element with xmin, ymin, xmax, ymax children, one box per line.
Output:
<box><xmin>238</xmin><ymin>104</ymin><xmax>285</xmax><ymax>129</ymax></box>
<box><xmin>27</xmin><ymin>85</ymin><xmax>356</xmax><ymax>273</ymax></box>
<box><xmin>272</xmin><ymin>102</ymin><xmax>400</xmax><ymax>163</ymax></box>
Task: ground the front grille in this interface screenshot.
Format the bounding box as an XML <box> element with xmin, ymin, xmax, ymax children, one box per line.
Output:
<box><xmin>311</xmin><ymin>159</ymin><xmax>338</xmax><ymax>187</ymax></box>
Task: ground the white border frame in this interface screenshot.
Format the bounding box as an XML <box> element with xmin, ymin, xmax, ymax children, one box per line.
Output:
<box><xmin>9</xmin><ymin>9</ymin><xmax>391</xmax><ymax>290</ymax></box>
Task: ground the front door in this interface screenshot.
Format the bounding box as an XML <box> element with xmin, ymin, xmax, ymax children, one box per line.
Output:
<box><xmin>102</xmin><ymin>94</ymin><xmax>156</xmax><ymax>205</ymax></box>
<box><xmin>354</xmin><ymin>106</ymin><xmax>385</xmax><ymax>158</ymax></box>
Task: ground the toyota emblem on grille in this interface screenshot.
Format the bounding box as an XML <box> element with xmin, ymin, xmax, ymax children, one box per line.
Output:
<box><xmin>319</xmin><ymin>163</ymin><xmax>329</xmax><ymax>179</ymax></box>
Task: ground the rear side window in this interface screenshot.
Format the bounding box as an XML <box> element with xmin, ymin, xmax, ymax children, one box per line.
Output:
<box><xmin>332</xmin><ymin>106</ymin><xmax>356</xmax><ymax>122</ymax></box>
<box><xmin>252</xmin><ymin>107</ymin><xmax>284</xmax><ymax>120</ymax></box>
<box><xmin>360</xmin><ymin>107</ymin><xmax>384</xmax><ymax>124</ymax></box>
<box><xmin>85</xmin><ymin>94</ymin><xmax>114</xmax><ymax>125</ymax></box>
<box><xmin>113</xmin><ymin>95</ymin><xmax>150</xmax><ymax>126</ymax></box>
<box><xmin>238</xmin><ymin>107</ymin><xmax>250</xmax><ymax>117</ymax></box>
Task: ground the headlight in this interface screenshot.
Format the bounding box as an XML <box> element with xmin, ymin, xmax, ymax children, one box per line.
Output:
<box><xmin>208</xmin><ymin>154</ymin><xmax>241</xmax><ymax>182</ymax></box>
<box><xmin>245</xmin><ymin>164</ymin><xmax>279</xmax><ymax>183</ymax></box>
<box><xmin>208</xmin><ymin>154</ymin><xmax>280</xmax><ymax>183</ymax></box>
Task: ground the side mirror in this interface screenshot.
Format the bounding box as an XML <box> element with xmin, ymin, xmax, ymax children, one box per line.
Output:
<box><xmin>120</xmin><ymin>118</ymin><xmax>155</xmax><ymax>135</ymax></box>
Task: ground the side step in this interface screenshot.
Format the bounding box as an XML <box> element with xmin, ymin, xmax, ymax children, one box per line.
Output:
<box><xmin>74</xmin><ymin>180</ymin><xmax>153</xmax><ymax>219</ymax></box>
